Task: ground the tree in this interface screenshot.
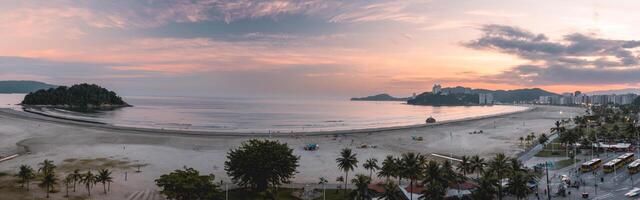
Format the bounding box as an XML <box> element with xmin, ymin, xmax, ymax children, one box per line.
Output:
<box><xmin>225</xmin><ymin>139</ymin><xmax>299</xmax><ymax>193</ymax></box>
<box><xmin>471</xmin><ymin>174</ymin><xmax>497</xmax><ymax>200</ymax></box>
<box><xmin>64</xmin><ymin>175</ymin><xmax>73</xmax><ymax>197</ymax></box>
<box><xmin>336</xmin><ymin>176</ymin><xmax>344</xmax><ymax>193</ymax></box>
<box><xmin>488</xmin><ymin>153</ymin><xmax>510</xmax><ymax>200</ymax></box>
<box><xmin>538</xmin><ymin>133</ymin><xmax>549</xmax><ymax>145</ymax></box>
<box><xmin>441</xmin><ymin>160</ymin><xmax>463</xmax><ymax>187</ymax></box>
<box><xmin>71</xmin><ymin>169</ymin><xmax>82</xmax><ymax>192</ymax></box>
<box><xmin>456</xmin><ymin>156</ymin><xmax>472</xmax><ymax>177</ymax></box>
<box><xmin>82</xmin><ymin>171</ymin><xmax>96</xmax><ymax>196</ymax></box>
<box><xmin>507</xmin><ymin>171</ymin><xmax>532</xmax><ymax>200</ymax></box>
<box><xmin>421</xmin><ymin>161</ymin><xmax>447</xmax><ymax>200</ymax></box>
<box><xmin>39</xmin><ymin>171</ymin><xmax>57</xmax><ymax>198</ymax></box>
<box><xmin>38</xmin><ymin>159</ymin><xmax>56</xmax><ymax>176</ymax></box>
<box><xmin>350</xmin><ymin>174</ymin><xmax>371</xmax><ymax>200</ymax></box>
<box><xmin>378</xmin><ymin>155</ymin><xmax>397</xmax><ymax>182</ymax></box>
<box><xmin>509</xmin><ymin>157</ymin><xmax>525</xmax><ymax>176</ymax></box>
<box><xmin>470</xmin><ymin>155</ymin><xmax>486</xmax><ymax>179</ymax></box>
<box><xmin>519</xmin><ymin>136</ymin><xmax>524</xmax><ymax>146</ymax></box>
<box><xmin>336</xmin><ymin>148</ymin><xmax>358</xmax><ymax>195</ymax></box>
<box><xmin>96</xmin><ymin>169</ymin><xmax>113</xmax><ymax>194</ymax></box>
<box><xmin>380</xmin><ymin>180</ymin><xmax>400</xmax><ymax>200</ymax></box>
<box><xmin>17</xmin><ymin>165</ymin><xmax>34</xmax><ymax>190</ymax></box>
<box><xmin>401</xmin><ymin>152</ymin><xmax>425</xmax><ymax>200</ymax></box>
<box><xmin>363</xmin><ymin>158</ymin><xmax>380</xmax><ymax>179</ymax></box>
<box><xmin>37</xmin><ymin>160</ymin><xmax>57</xmax><ymax>198</ymax></box>
<box><xmin>551</xmin><ymin>120</ymin><xmax>566</xmax><ymax>135</ymax></box>
<box><xmin>318</xmin><ymin>177</ymin><xmax>328</xmax><ymax>200</ymax></box>
<box><xmin>155</xmin><ymin>167</ymin><xmax>222</xmax><ymax>200</ymax></box>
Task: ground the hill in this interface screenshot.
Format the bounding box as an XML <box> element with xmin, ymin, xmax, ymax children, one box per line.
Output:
<box><xmin>22</xmin><ymin>83</ymin><xmax>129</xmax><ymax>110</ymax></box>
<box><xmin>473</xmin><ymin>88</ymin><xmax>558</xmax><ymax>103</ymax></box>
<box><xmin>407</xmin><ymin>93</ymin><xmax>478</xmax><ymax>106</ymax></box>
<box><xmin>350</xmin><ymin>93</ymin><xmax>409</xmax><ymax>101</ymax></box>
<box><xmin>586</xmin><ymin>88</ymin><xmax>640</xmax><ymax>95</ymax></box>
<box><xmin>0</xmin><ymin>80</ymin><xmax>57</xmax><ymax>93</ymax></box>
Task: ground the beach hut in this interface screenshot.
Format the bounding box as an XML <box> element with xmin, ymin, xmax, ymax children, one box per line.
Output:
<box><xmin>426</xmin><ymin>116</ymin><xmax>437</xmax><ymax>124</ymax></box>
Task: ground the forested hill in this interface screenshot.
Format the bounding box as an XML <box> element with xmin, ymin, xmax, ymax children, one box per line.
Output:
<box><xmin>351</xmin><ymin>93</ymin><xmax>409</xmax><ymax>101</ymax></box>
<box><xmin>0</xmin><ymin>81</ymin><xmax>57</xmax><ymax>93</ymax></box>
<box><xmin>21</xmin><ymin>83</ymin><xmax>129</xmax><ymax>109</ymax></box>
<box><xmin>473</xmin><ymin>88</ymin><xmax>558</xmax><ymax>103</ymax></box>
<box><xmin>407</xmin><ymin>93</ymin><xmax>478</xmax><ymax>106</ymax></box>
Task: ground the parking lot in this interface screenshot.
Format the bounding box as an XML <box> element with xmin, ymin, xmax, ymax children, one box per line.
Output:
<box><xmin>534</xmin><ymin>151</ymin><xmax>640</xmax><ymax>199</ymax></box>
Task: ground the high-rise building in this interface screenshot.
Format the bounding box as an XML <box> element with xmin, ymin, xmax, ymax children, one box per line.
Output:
<box><xmin>432</xmin><ymin>84</ymin><xmax>442</xmax><ymax>94</ymax></box>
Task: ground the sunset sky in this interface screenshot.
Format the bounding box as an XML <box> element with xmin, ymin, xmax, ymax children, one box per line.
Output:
<box><xmin>2</xmin><ymin>0</ymin><xmax>640</xmax><ymax>98</ymax></box>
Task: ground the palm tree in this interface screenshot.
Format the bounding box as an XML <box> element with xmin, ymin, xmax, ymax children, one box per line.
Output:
<box><xmin>336</xmin><ymin>148</ymin><xmax>358</xmax><ymax>195</ymax></box>
<box><xmin>456</xmin><ymin>156</ymin><xmax>472</xmax><ymax>177</ymax></box>
<box><xmin>488</xmin><ymin>153</ymin><xmax>510</xmax><ymax>200</ymax></box>
<box><xmin>441</xmin><ymin>160</ymin><xmax>463</xmax><ymax>186</ymax></box>
<box><xmin>509</xmin><ymin>157</ymin><xmax>524</xmax><ymax>176</ymax></box>
<box><xmin>470</xmin><ymin>155</ymin><xmax>486</xmax><ymax>179</ymax></box>
<box><xmin>336</xmin><ymin>176</ymin><xmax>344</xmax><ymax>193</ymax></box>
<box><xmin>421</xmin><ymin>161</ymin><xmax>447</xmax><ymax>200</ymax></box>
<box><xmin>507</xmin><ymin>171</ymin><xmax>532</xmax><ymax>200</ymax></box>
<box><xmin>71</xmin><ymin>169</ymin><xmax>81</xmax><ymax>192</ymax></box>
<box><xmin>17</xmin><ymin>165</ymin><xmax>34</xmax><ymax>190</ymax></box>
<box><xmin>380</xmin><ymin>180</ymin><xmax>400</xmax><ymax>200</ymax></box>
<box><xmin>82</xmin><ymin>171</ymin><xmax>96</xmax><ymax>196</ymax></box>
<box><xmin>400</xmin><ymin>152</ymin><xmax>425</xmax><ymax>200</ymax></box>
<box><xmin>38</xmin><ymin>159</ymin><xmax>56</xmax><ymax>176</ymax></box>
<box><xmin>96</xmin><ymin>169</ymin><xmax>113</xmax><ymax>194</ymax></box>
<box><xmin>318</xmin><ymin>177</ymin><xmax>328</xmax><ymax>200</ymax></box>
<box><xmin>378</xmin><ymin>155</ymin><xmax>397</xmax><ymax>182</ymax></box>
<box><xmin>471</xmin><ymin>173</ymin><xmax>498</xmax><ymax>200</ymax></box>
<box><xmin>64</xmin><ymin>175</ymin><xmax>73</xmax><ymax>197</ymax></box>
<box><xmin>39</xmin><ymin>171</ymin><xmax>57</xmax><ymax>198</ymax></box>
<box><xmin>351</xmin><ymin>174</ymin><xmax>371</xmax><ymax>200</ymax></box>
<box><xmin>363</xmin><ymin>158</ymin><xmax>379</xmax><ymax>179</ymax></box>
<box><xmin>519</xmin><ymin>136</ymin><xmax>524</xmax><ymax>147</ymax></box>
<box><xmin>551</xmin><ymin>120</ymin><xmax>566</xmax><ymax>135</ymax></box>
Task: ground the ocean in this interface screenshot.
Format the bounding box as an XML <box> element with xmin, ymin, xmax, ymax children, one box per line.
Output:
<box><xmin>0</xmin><ymin>94</ymin><xmax>528</xmax><ymax>133</ymax></box>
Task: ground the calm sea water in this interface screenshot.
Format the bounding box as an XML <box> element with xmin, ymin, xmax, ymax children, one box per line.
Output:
<box><xmin>0</xmin><ymin>94</ymin><xmax>528</xmax><ymax>133</ymax></box>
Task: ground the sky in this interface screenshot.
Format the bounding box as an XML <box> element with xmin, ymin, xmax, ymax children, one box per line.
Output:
<box><xmin>1</xmin><ymin>0</ymin><xmax>640</xmax><ymax>98</ymax></box>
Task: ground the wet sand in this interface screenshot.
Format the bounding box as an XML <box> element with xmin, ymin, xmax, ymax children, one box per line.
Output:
<box><xmin>0</xmin><ymin>105</ymin><xmax>584</xmax><ymax>199</ymax></box>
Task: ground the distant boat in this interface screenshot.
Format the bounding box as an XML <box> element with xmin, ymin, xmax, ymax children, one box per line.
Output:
<box><xmin>426</xmin><ymin>116</ymin><xmax>437</xmax><ymax>124</ymax></box>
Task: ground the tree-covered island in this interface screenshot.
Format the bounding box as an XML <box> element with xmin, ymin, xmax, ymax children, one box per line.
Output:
<box><xmin>21</xmin><ymin>83</ymin><xmax>130</xmax><ymax>110</ymax></box>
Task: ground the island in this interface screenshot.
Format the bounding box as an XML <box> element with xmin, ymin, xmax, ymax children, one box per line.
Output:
<box><xmin>350</xmin><ymin>93</ymin><xmax>409</xmax><ymax>101</ymax></box>
<box><xmin>0</xmin><ymin>80</ymin><xmax>56</xmax><ymax>94</ymax></box>
<box><xmin>407</xmin><ymin>92</ymin><xmax>479</xmax><ymax>106</ymax></box>
<box><xmin>21</xmin><ymin>83</ymin><xmax>130</xmax><ymax>110</ymax></box>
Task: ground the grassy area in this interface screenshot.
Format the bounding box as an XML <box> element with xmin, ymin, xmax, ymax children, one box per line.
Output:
<box><xmin>0</xmin><ymin>171</ymin><xmax>9</xmax><ymax>177</ymax></box>
<box><xmin>534</xmin><ymin>138</ymin><xmax>569</xmax><ymax>157</ymax></box>
<box><xmin>227</xmin><ymin>188</ymin><xmax>347</xmax><ymax>200</ymax></box>
<box><xmin>555</xmin><ymin>159</ymin><xmax>581</xmax><ymax>169</ymax></box>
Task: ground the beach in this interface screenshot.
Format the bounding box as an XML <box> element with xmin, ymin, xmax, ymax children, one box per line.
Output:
<box><xmin>0</xmin><ymin>105</ymin><xmax>583</xmax><ymax>199</ymax></box>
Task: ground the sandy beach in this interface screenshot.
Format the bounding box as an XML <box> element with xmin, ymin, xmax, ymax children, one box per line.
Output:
<box><xmin>0</xmin><ymin>105</ymin><xmax>584</xmax><ymax>199</ymax></box>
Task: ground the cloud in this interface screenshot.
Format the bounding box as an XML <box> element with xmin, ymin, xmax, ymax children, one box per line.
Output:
<box><xmin>464</xmin><ymin>24</ymin><xmax>640</xmax><ymax>86</ymax></box>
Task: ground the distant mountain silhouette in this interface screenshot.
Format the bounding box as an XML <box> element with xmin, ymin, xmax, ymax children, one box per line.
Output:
<box><xmin>350</xmin><ymin>93</ymin><xmax>409</xmax><ymax>101</ymax></box>
<box><xmin>0</xmin><ymin>80</ymin><xmax>57</xmax><ymax>94</ymax></box>
<box><xmin>586</xmin><ymin>88</ymin><xmax>640</xmax><ymax>95</ymax></box>
<box><xmin>472</xmin><ymin>88</ymin><xmax>558</xmax><ymax>103</ymax></box>
<box><xmin>408</xmin><ymin>87</ymin><xmax>558</xmax><ymax>105</ymax></box>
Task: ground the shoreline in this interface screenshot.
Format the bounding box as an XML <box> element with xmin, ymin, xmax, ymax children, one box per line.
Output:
<box><xmin>3</xmin><ymin>105</ymin><xmax>534</xmax><ymax>137</ymax></box>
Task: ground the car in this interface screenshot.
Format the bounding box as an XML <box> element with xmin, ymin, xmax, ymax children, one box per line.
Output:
<box><xmin>624</xmin><ymin>187</ymin><xmax>640</xmax><ymax>197</ymax></box>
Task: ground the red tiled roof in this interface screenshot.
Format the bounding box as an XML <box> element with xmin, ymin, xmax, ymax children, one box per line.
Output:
<box><xmin>405</xmin><ymin>183</ymin><xmax>424</xmax><ymax>194</ymax></box>
<box><xmin>368</xmin><ymin>181</ymin><xmax>386</xmax><ymax>193</ymax></box>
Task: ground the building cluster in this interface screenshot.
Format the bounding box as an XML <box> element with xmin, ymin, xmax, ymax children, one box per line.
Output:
<box><xmin>538</xmin><ymin>91</ymin><xmax>638</xmax><ymax>106</ymax></box>
<box><xmin>432</xmin><ymin>84</ymin><xmax>493</xmax><ymax>105</ymax></box>
<box><xmin>479</xmin><ymin>93</ymin><xmax>494</xmax><ymax>105</ymax></box>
